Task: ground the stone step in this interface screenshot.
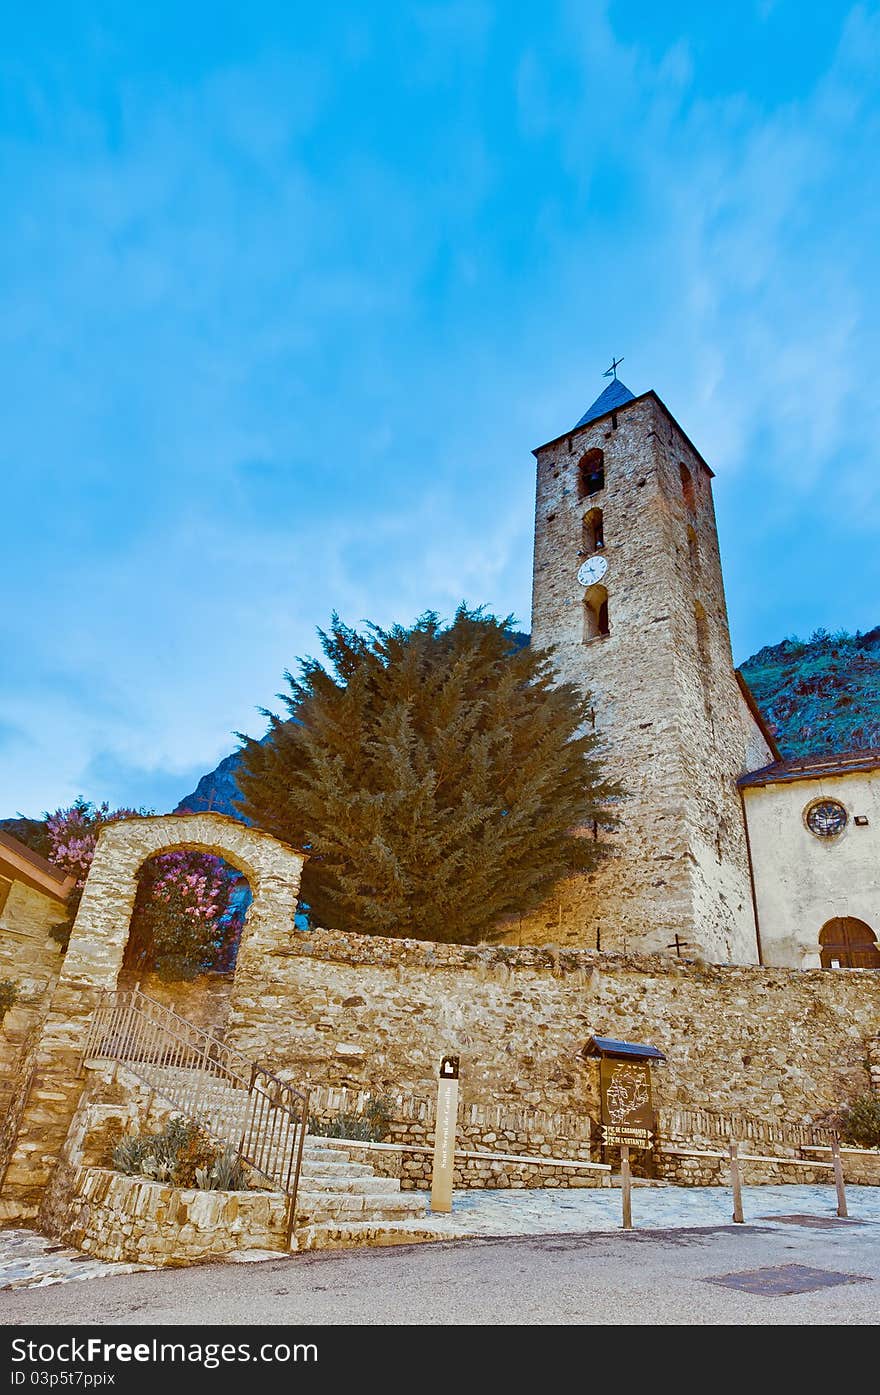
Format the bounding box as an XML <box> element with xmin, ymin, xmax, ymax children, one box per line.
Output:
<box><xmin>296</xmin><ymin>1191</ymin><xmax>426</xmax><ymax>1221</ymax></box>
<box><xmin>298</xmin><ymin>1159</ymin><xmax>376</xmax><ymax>1179</ymax></box>
<box><xmin>295</xmin><ymin>1174</ymin><xmax>401</xmax><ymax>1195</ymax></box>
<box><xmin>294</xmin><ymin>1220</ymin><xmax>447</xmax><ymax>1252</ymax></box>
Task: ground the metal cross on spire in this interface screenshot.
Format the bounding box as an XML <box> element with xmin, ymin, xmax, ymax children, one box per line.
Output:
<box><xmin>604</xmin><ymin>356</ymin><xmax>624</xmax><ymax>380</ymax></box>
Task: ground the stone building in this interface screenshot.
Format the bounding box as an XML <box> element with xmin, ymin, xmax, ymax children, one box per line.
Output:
<box><xmin>0</xmin><ymin>831</ymin><xmax>72</xmax><ymax>1168</ymax></box>
<box><xmin>510</xmin><ymin>376</ymin><xmax>879</xmax><ymax>971</ymax></box>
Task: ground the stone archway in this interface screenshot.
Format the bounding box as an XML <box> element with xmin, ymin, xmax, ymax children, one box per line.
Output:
<box><xmin>0</xmin><ymin>814</ymin><xmax>305</xmax><ymax>1222</ymax></box>
<box><xmin>63</xmin><ymin>813</ymin><xmax>305</xmax><ymax>991</ymax></box>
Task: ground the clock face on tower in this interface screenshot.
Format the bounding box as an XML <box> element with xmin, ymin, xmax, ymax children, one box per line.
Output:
<box><xmin>577</xmin><ymin>554</ymin><xmax>608</xmax><ymax>588</ymax></box>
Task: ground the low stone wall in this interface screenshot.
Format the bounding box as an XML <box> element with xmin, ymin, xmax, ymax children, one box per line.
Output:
<box><xmin>307</xmin><ymin>1082</ymin><xmax>593</xmax><ymax>1176</ymax></box>
<box><xmin>655</xmin><ymin>1148</ymin><xmax>835</xmax><ymax>1187</ymax></box>
<box><xmin>38</xmin><ymin>1061</ymin><xmax>289</xmax><ymax>1263</ymax></box>
<box><xmin>318</xmin><ymin>1138</ymin><xmax>610</xmax><ymax>1191</ymax></box>
<box><xmin>805</xmin><ymin>1149</ymin><xmax>880</xmax><ymax>1188</ymax></box>
<box><xmin>60</xmin><ymin>1167</ymin><xmax>288</xmax><ymax>1265</ymax></box>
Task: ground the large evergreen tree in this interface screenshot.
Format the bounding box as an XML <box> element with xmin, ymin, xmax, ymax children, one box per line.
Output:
<box><xmin>236</xmin><ymin>607</ymin><xmax>620</xmax><ymax>943</ymax></box>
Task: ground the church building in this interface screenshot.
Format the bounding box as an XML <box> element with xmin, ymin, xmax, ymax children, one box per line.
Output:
<box><xmin>507</xmin><ymin>375</ymin><xmax>880</xmax><ymax>972</ymax></box>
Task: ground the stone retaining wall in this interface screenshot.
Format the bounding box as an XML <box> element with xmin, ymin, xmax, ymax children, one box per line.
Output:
<box><xmin>655</xmin><ymin>1149</ymin><xmax>834</xmax><ymax>1187</ymax></box>
<box><xmin>324</xmin><ymin>1139</ymin><xmax>610</xmax><ymax>1191</ymax></box>
<box><xmin>38</xmin><ymin>1066</ymin><xmax>288</xmax><ymax>1263</ymax></box>
<box><xmin>60</xmin><ymin>1167</ymin><xmax>288</xmax><ymax>1265</ymax></box>
<box><xmin>307</xmin><ymin>1082</ymin><xmax>594</xmax><ymax>1176</ymax></box>
<box><xmin>227</xmin><ymin>928</ymin><xmax>880</xmax><ymax>1135</ymax></box>
<box><xmin>838</xmin><ymin>1152</ymin><xmax>880</xmax><ymax>1186</ymax></box>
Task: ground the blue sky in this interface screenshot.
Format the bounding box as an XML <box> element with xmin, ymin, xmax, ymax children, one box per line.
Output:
<box><xmin>2</xmin><ymin>2</ymin><xmax>879</xmax><ymax>817</ymax></box>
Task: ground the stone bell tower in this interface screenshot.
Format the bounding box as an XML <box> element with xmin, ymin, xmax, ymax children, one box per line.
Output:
<box><xmin>517</xmin><ymin>376</ymin><xmax>765</xmax><ymax>963</ymax></box>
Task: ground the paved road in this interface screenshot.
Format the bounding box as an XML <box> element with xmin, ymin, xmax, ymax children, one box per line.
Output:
<box><xmin>2</xmin><ymin>1217</ymin><xmax>878</xmax><ymax>1325</ymax></box>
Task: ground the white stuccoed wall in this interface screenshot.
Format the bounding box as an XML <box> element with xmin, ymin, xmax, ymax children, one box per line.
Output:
<box><xmin>742</xmin><ymin>767</ymin><xmax>880</xmax><ymax>968</ymax></box>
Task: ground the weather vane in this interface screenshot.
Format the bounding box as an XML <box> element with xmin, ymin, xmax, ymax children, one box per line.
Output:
<box><xmin>604</xmin><ymin>356</ymin><xmax>624</xmax><ymax>380</ymax></box>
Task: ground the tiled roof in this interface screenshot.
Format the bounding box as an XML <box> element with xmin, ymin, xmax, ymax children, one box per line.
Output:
<box><xmin>573</xmin><ymin>377</ymin><xmax>636</xmax><ymax>428</ymax></box>
<box><xmin>738</xmin><ymin>748</ymin><xmax>880</xmax><ymax>789</ymax></box>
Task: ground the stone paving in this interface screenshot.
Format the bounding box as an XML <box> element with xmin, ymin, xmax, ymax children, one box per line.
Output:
<box><xmin>0</xmin><ymin>1229</ymin><xmax>151</xmax><ymax>1291</ymax></box>
<box><xmin>3</xmin><ymin>1184</ymin><xmax>879</xmax><ymax>1289</ymax></box>
<box><xmin>415</xmin><ymin>1182</ymin><xmax>880</xmax><ymax>1238</ymax></box>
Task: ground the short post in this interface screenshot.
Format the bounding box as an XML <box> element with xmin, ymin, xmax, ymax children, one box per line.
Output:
<box><xmin>729</xmin><ymin>1140</ymin><xmax>744</xmax><ymax>1224</ymax></box>
<box><xmin>620</xmin><ymin>1144</ymin><xmax>633</xmax><ymax>1230</ymax></box>
<box><xmin>430</xmin><ymin>1055</ymin><xmax>460</xmax><ymax>1213</ymax></box>
<box><xmin>831</xmin><ymin>1134</ymin><xmax>848</xmax><ymax>1219</ymax></box>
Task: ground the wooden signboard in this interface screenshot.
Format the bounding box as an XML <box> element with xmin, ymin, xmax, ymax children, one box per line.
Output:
<box><xmin>599</xmin><ymin>1058</ymin><xmax>655</xmax><ymax>1149</ymax></box>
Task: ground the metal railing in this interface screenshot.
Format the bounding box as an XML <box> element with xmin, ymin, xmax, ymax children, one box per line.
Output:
<box><xmin>81</xmin><ymin>988</ymin><xmax>309</xmax><ymax>1239</ymax></box>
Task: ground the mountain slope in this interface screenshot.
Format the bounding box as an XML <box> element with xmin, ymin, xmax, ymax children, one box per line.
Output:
<box><xmin>739</xmin><ymin>626</ymin><xmax>880</xmax><ymax>760</ymax></box>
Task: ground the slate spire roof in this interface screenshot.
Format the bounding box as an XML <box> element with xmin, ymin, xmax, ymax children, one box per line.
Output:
<box><xmin>574</xmin><ymin>377</ymin><xmax>636</xmax><ymax>429</ymax></box>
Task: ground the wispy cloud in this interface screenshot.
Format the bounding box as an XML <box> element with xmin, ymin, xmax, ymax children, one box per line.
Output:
<box><xmin>2</xmin><ymin>3</ymin><xmax>879</xmax><ymax>812</ymax></box>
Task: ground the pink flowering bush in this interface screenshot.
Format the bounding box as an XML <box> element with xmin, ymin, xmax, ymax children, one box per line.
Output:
<box><xmin>126</xmin><ymin>850</ymin><xmax>236</xmax><ymax>980</ymax></box>
<box><xmin>45</xmin><ymin>799</ymin><xmax>146</xmax><ymax>890</ymax></box>
<box><xmin>45</xmin><ymin>799</ymin><xmax>247</xmax><ymax>977</ymax></box>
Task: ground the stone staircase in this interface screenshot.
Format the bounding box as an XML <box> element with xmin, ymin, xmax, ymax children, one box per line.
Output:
<box><xmin>294</xmin><ymin>1136</ymin><xmax>444</xmax><ymax>1251</ymax></box>
<box><xmin>103</xmin><ymin>1060</ymin><xmax>445</xmax><ymax>1252</ymax></box>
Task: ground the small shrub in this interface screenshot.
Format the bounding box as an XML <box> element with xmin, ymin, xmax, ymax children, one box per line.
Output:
<box><xmin>838</xmin><ymin>1094</ymin><xmax>880</xmax><ymax>1149</ymax></box>
<box><xmin>309</xmin><ymin>1093</ymin><xmax>392</xmax><ymax>1143</ymax></box>
<box><xmin>0</xmin><ymin>978</ymin><xmax>19</xmax><ymax>1023</ymax></box>
<box><xmin>109</xmin><ymin>1116</ymin><xmax>250</xmax><ymax>1189</ymax></box>
<box><xmin>111</xmin><ymin>1135</ymin><xmax>153</xmax><ymax>1176</ymax></box>
<box><xmin>195</xmin><ymin>1147</ymin><xmax>250</xmax><ymax>1191</ymax></box>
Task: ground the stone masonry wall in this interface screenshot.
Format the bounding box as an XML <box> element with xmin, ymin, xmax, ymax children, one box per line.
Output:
<box><xmin>308</xmin><ymin>1083</ymin><xmax>603</xmax><ymax>1188</ymax></box>
<box><xmin>0</xmin><ymin>881</ymin><xmax>66</xmax><ymax>1207</ymax></box>
<box><xmin>516</xmin><ymin>392</ymin><xmax>761</xmax><ymax>962</ymax></box>
<box><xmin>40</xmin><ymin>1064</ymin><xmax>289</xmax><ymax>1258</ymax></box>
<box><xmin>332</xmin><ymin>1139</ymin><xmax>610</xmax><ymax>1191</ymax></box>
<box><xmin>227</xmin><ymin>928</ymin><xmax>880</xmax><ymax>1139</ymax></box>
<box><xmin>116</xmin><ymin>969</ymin><xmax>234</xmax><ymax>1036</ymax></box>
<box><xmin>60</xmin><ymin>1169</ymin><xmax>288</xmax><ymax>1265</ymax></box>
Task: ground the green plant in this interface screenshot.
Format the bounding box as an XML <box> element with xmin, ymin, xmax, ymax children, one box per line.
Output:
<box><xmin>838</xmin><ymin>1094</ymin><xmax>880</xmax><ymax>1149</ymax></box>
<box><xmin>111</xmin><ymin>1134</ymin><xmax>154</xmax><ymax>1176</ymax></box>
<box><xmin>109</xmin><ymin>1116</ymin><xmax>250</xmax><ymax>1189</ymax></box>
<box><xmin>195</xmin><ymin>1146</ymin><xmax>250</xmax><ymax>1191</ymax></box>
<box><xmin>309</xmin><ymin>1093</ymin><xmax>392</xmax><ymax>1143</ymax></box>
<box><xmin>0</xmin><ymin>978</ymin><xmax>19</xmax><ymax>1023</ymax></box>
<box><xmin>236</xmin><ymin>607</ymin><xmax>620</xmax><ymax>942</ymax></box>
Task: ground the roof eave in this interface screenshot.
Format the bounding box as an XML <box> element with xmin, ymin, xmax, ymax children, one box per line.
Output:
<box><xmin>0</xmin><ymin>837</ymin><xmax>75</xmax><ymax>903</ymax></box>
<box><xmin>532</xmin><ymin>389</ymin><xmax>716</xmax><ymax>477</ymax></box>
<box><xmin>738</xmin><ymin>750</ymin><xmax>880</xmax><ymax>789</ymax></box>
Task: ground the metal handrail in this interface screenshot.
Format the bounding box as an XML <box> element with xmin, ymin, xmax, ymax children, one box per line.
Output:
<box><xmin>81</xmin><ymin>988</ymin><xmax>310</xmax><ymax>1242</ymax></box>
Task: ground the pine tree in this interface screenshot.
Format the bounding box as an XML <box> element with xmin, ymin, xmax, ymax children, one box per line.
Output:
<box><xmin>236</xmin><ymin>607</ymin><xmax>621</xmax><ymax>943</ymax></box>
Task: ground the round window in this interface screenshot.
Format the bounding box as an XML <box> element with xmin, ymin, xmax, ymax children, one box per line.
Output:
<box><xmin>805</xmin><ymin>800</ymin><xmax>848</xmax><ymax>839</ymax></box>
